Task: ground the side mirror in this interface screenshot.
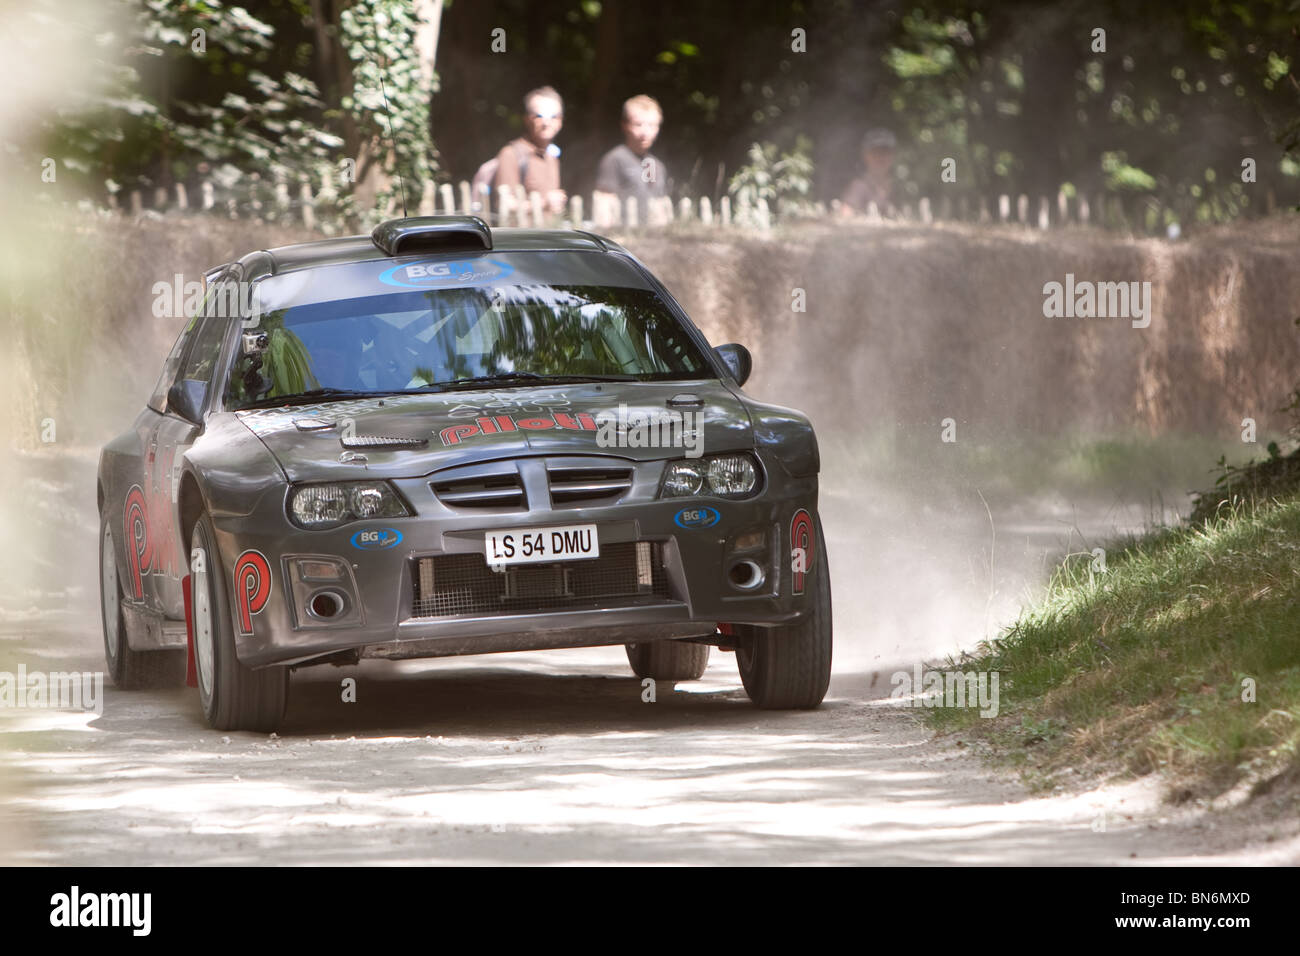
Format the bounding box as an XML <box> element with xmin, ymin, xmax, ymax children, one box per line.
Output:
<box><xmin>713</xmin><ymin>343</ymin><xmax>753</xmax><ymax>387</ymax></box>
<box><xmin>166</xmin><ymin>380</ymin><xmax>207</xmax><ymax>425</ymax></box>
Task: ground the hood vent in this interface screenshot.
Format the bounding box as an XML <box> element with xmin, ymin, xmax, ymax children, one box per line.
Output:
<box><xmin>340</xmin><ymin>435</ymin><xmax>429</xmax><ymax>449</ymax></box>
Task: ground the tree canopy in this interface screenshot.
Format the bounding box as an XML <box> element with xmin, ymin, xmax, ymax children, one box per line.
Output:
<box><xmin>19</xmin><ymin>0</ymin><xmax>1300</xmax><ymax>226</ymax></box>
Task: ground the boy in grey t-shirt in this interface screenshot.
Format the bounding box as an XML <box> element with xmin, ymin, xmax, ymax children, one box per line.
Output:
<box><xmin>594</xmin><ymin>95</ymin><xmax>669</xmax><ymax>223</ymax></box>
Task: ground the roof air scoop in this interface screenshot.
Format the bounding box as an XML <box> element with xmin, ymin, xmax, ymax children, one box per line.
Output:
<box><xmin>371</xmin><ymin>216</ymin><xmax>493</xmax><ymax>257</ymax></box>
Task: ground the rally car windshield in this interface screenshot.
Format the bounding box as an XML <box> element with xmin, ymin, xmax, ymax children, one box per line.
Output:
<box><xmin>225</xmin><ymin>283</ymin><xmax>713</xmax><ymax>409</ymax></box>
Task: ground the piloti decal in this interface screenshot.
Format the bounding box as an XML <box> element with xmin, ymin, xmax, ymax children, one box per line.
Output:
<box><xmin>233</xmin><ymin>550</ymin><xmax>272</xmax><ymax>636</ymax></box>
<box><xmin>790</xmin><ymin>508</ymin><xmax>815</xmax><ymax>595</ymax></box>
<box><xmin>439</xmin><ymin>411</ymin><xmax>599</xmax><ymax>446</ymax></box>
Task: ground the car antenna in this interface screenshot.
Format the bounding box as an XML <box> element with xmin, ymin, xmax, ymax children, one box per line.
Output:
<box><xmin>376</xmin><ymin>52</ymin><xmax>409</xmax><ymax>218</ymax></box>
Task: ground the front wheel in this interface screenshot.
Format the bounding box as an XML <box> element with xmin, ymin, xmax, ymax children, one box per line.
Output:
<box><xmin>190</xmin><ymin>511</ymin><xmax>288</xmax><ymax>732</ymax></box>
<box><xmin>733</xmin><ymin>515</ymin><xmax>832</xmax><ymax>709</ymax></box>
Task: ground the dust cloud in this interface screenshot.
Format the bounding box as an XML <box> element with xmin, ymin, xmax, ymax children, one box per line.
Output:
<box><xmin>632</xmin><ymin>223</ymin><xmax>1299</xmax><ymax>670</ymax></box>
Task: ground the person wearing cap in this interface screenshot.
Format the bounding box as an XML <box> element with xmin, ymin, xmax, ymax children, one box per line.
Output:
<box><xmin>492</xmin><ymin>86</ymin><xmax>567</xmax><ymax>216</ymax></box>
<box><xmin>840</xmin><ymin>127</ymin><xmax>897</xmax><ymax>216</ymax></box>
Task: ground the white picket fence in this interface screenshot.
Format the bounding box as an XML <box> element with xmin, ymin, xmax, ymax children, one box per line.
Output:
<box><xmin>109</xmin><ymin>171</ymin><xmax>1280</xmax><ymax>235</ymax></box>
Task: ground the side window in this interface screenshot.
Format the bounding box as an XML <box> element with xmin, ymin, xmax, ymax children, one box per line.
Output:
<box><xmin>180</xmin><ymin>314</ymin><xmax>231</xmax><ymax>382</ymax></box>
<box><xmin>147</xmin><ymin>323</ymin><xmax>195</xmax><ymax>414</ymax></box>
<box><xmin>178</xmin><ymin>310</ymin><xmax>232</xmax><ymax>390</ymax></box>
<box><xmin>147</xmin><ymin>272</ymin><xmax>233</xmax><ymax>414</ymax></box>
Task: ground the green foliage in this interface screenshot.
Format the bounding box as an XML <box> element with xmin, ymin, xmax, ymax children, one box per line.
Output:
<box><xmin>727</xmin><ymin>136</ymin><xmax>817</xmax><ymax>221</ymax></box>
<box><xmin>35</xmin><ymin>0</ymin><xmax>438</xmax><ymax>229</ymax></box>
<box><xmin>340</xmin><ymin>0</ymin><xmax>438</xmax><ymax>224</ymax></box>
<box><xmin>1101</xmin><ymin>152</ymin><xmax>1158</xmax><ymax>192</ymax></box>
<box><xmin>23</xmin><ymin>0</ymin><xmax>1300</xmax><ymax>232</ymax></box>
<box><xmin>879</xmin><ymin>1</ymin><xmax>1300</xmax><ymax>223</ymax></box>
<box><xmin>44</xmin><ymin>2</ymin><xmax>335</xmax><ymax>202</ymax></box>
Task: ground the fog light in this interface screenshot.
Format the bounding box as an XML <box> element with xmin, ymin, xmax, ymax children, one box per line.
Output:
<box><xmin>298</xmin><ymin>559</ymin><xmax>343</xmax><ymax>581</ymax></box>
<box><xmin>287</xmin><ymin>556</ymin><xmax>360</xmax><ymax>629</ymax></box>
<box><xmin>732</xmin><ymin>530</ymin><xmax>765</xmax><ymax>552</ymax></box>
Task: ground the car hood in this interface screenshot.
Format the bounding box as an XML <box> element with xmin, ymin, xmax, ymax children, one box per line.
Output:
<box><xmin>235</xmin><ymin>381</ymin><xmax>754</xmax><ymax>481</ymax></box>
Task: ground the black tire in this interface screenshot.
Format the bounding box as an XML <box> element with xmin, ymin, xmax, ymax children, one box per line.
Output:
<box><xmin>625</xmin><ymin>640</ymin><xmax>711</xmax><ymax>681</ymax></box>
<box><xmin>734</xmin><ymin>515</ymin><xmax>832</xmax><ymax>709</ymax></box>
<box><xmin>99</xmin><ymin>513</ymin><xmax>187</xmax><ymax>690</ymax></box>
<box><xmin>190</xmin><ymin>511</ymin><xmax>288</xmax><ymax>732</ymax></box>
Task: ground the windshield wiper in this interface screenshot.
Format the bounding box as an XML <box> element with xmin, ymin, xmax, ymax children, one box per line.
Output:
<box><xmin>425</xmin><ymin>372</ymin><xmax>638</xmax><ymax>391</ymax></box>
<box><xmin>236</xmin><ymin>387</ymin><xmax>421</xmax><ymax>410</ymax></box>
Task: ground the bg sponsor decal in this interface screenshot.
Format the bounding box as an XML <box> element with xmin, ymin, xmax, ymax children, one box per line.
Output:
<box><xmin>379</xmin><ymin>258</ymin><xmax>514</xmax><ymax>289</ymax></box>
<box><xmin>233</xmin><ymin>550</ymin><xmax>272</xmax><ymax>635</ymax></box>
<box><xmin>439</xmin><ymin>411</ymin><xmax>599</xmax><ymax>446</ymax></box>
<box><xmin>350</xmin><ymin>527</ymin><xmax>403</xmax><ymax>550</ymax></box>
<box><xmin>674</xmin><ymin>506</ymin><xmax>720</xmax><ymax>529</ymax></box>
<box><xmin>790</xmin><ymin>508</ymin><xmax>814</xmax><ymax>595</ymax></box>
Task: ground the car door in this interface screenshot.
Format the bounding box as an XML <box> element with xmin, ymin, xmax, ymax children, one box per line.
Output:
<box><xmin>146</xmin><ymin>275</ymin><xmax>239</xmax><ymax>618</ymax></box>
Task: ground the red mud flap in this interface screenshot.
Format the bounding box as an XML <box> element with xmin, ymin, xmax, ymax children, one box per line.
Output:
<box><xmin>182</xmin><ymin>574</ymin><xmax>197</xmax><ymax>688</ymax></box>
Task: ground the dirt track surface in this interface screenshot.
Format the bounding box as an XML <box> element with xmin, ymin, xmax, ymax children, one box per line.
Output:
<box><xmin>4</xmin><ymin>626</ymin><xmax>1298</xmax><ymax>866</ymax></box>
<box><xmin>2</xmin><ymin>449</ymin><xmax>1297</xmax><ymax>866</ymax></box>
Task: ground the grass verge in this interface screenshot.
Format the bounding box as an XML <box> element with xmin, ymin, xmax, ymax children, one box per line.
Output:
<box><xmin>927</xmin><ymin>494</ymin><xmax>1300</xmax><ymax>802</ymax></box>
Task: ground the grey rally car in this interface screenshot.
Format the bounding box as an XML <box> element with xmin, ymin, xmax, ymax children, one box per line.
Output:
<box><xmin>97</xmin><ymin>216</ymin><xmax>831</xmax><ymax>731</ymax></box>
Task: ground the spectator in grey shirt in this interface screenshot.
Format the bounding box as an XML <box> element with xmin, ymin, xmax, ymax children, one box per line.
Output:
<box><xmin>594</xmin><ymin>95</ymin><xmax>669</xmax><ymax>223</ymax></box>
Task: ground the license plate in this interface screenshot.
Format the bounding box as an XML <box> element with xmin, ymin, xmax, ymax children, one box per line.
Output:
<box><xmin>485</xmin><ymin>524</ymin><xmax>599</xmax><ymax>566</ymax></box>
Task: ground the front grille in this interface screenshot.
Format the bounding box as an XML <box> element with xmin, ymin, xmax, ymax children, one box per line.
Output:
<box><xmin>432</xmin><ymin>472</ymin><xmax>525</xmax><ymax>509</ymax></box>
<box><xmin>412</xmin><ymin>541</ymin><xmax>670</xmax><ymax>617</ymax></box>
<box><xmin>547</xmin><ymin>465</ymin><xmax>633</xmax><ymax>506</ymax></box>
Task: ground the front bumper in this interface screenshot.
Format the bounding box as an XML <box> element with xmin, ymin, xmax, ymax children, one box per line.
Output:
<box><xmin>210</xmin><ymin>453</ymin><xmax>819</xmax><ymax>668</ymax></box>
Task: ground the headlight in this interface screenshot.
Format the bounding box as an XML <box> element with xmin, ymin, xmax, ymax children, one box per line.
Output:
<box><xmin>289</xmin><ymin>481</ymin><xmax>410</xmax><ymax>529</ymax></box>
<box><xmin>660</xmin><ymin>453</ymin><xmax>760</xmax><ymax>499</ymax></box>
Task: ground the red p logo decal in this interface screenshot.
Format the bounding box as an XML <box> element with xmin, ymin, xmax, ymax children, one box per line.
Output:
<box><xmin>234</xmin><ymin>550</ymin><xmax>271</xmax><ymax>635</ymax></box>
<box><xmin>790</xmin><ymin>509</ymin><xmax>814</xmax><ymax>596</ymax></box>
<box><xmin>123</xmin><ymin>486</ymin><xmax>151</xmax><ymax>600</ymax></box>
